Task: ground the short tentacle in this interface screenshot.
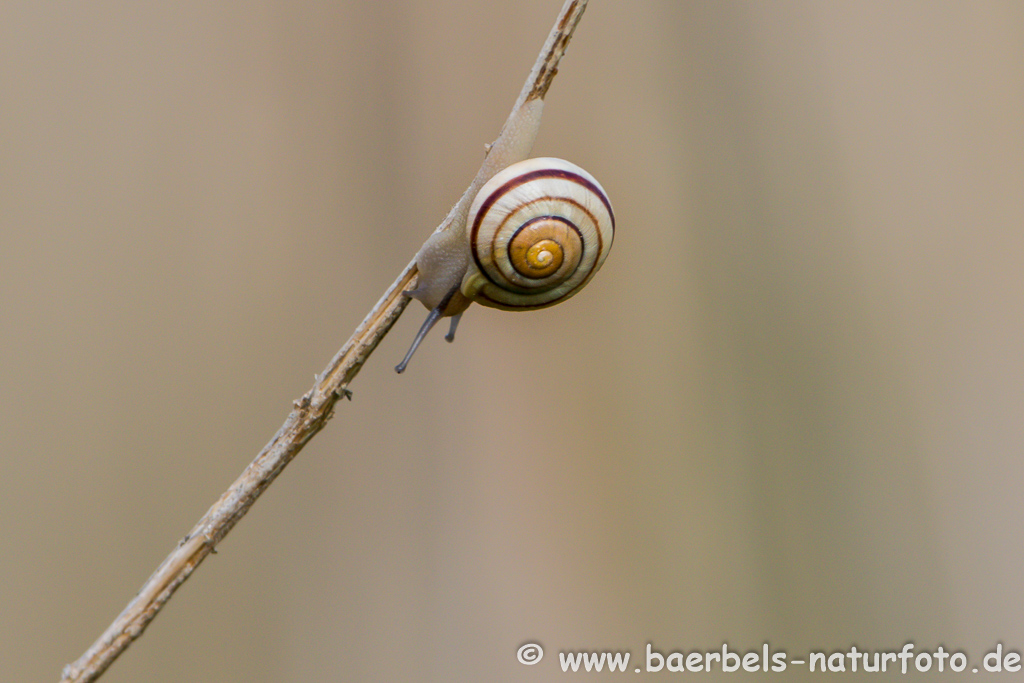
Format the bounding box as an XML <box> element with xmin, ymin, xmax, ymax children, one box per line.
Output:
<box><xmin>444</xmin><ymin>313</ymin><xmax>463</xmax><ymax>343</ymax></box>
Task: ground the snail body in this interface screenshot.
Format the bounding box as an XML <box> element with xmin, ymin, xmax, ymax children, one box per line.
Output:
<box><xmin>396</xmin><ymin>157</ymin><xmax>614</xmax><ymax>373</ymax></box>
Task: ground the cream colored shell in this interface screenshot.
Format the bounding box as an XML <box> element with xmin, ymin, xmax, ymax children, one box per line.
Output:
<box><xmin>461</xmin><ymin>157</ymin><xmax>615</xmax><ymax>310</ymax></box>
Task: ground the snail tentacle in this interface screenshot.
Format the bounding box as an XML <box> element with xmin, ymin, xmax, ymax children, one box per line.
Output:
<box><xmin>395</xmin><ymin>282</ymin><xmax>462</xmax><ymax>374</ymax></box>
<box><xmin>444</xmin><ymin>313</ymin><xmax>463</xmax><ymax>343</ymax></box>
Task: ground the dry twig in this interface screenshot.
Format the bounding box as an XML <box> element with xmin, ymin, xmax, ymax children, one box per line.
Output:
<box><xmin>60</xmin><ymin>1</ymin><xmax>589</xmax><ymax>681</ymax></box>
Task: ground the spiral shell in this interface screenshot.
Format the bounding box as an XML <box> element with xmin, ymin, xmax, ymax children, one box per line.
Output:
<box><xmin>462</xmin><ymin>157</ymin><xmax>615</xmax><ymax>310</ymax></box>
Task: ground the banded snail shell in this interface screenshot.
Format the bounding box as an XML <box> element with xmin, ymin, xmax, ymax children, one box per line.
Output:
<box><xmin>461</xmin><ymin>157</ymin><xmax>615</xmax><ymax>310</ymax></box>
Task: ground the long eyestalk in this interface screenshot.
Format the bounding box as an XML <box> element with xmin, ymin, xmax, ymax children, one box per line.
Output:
<box><xmin>394</xmin><ymin>305</ymin><xmax>443</xmax><ymax>374</ymax></box>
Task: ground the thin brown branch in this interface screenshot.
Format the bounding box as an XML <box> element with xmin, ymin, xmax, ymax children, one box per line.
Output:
<box><xmin>59</xmin><ymin>1</ymin><xmax>589</xmax><ymax>681</ymax></box>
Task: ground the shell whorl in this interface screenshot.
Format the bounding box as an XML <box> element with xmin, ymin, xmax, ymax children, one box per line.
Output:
<box><xmin>463</xmin><ymin>157</ymin><xmax>615</xmax><ymax>310</ymax></box>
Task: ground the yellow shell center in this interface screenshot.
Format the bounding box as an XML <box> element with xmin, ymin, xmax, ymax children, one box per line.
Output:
<box><xmin>525</xmin><ymin>239</ymin><xmax>563</xmax><ymax>274</ymax></box>
<box><xmin>508</xmin><ymin>219</ymin><xmax>573</xmax><ymax>279</ymax></box>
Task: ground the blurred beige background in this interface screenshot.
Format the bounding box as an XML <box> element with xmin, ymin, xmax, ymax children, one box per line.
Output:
<box><xmin>2</xmin><ymin>1</ymin><xmax>1021</xmax><ymax>681</ymax></box>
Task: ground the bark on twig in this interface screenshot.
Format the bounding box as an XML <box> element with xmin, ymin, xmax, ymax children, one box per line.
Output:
<box><xmin>60</xmin><ymin>2</ymin><xmax>588</xmax><ymax>681</ymax></box>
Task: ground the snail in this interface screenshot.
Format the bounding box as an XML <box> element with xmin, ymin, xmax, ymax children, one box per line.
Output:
<box><xmin>395</xmin><ymin>156</ymin><xmax>614</xmax><ymax>373</ymax></box>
